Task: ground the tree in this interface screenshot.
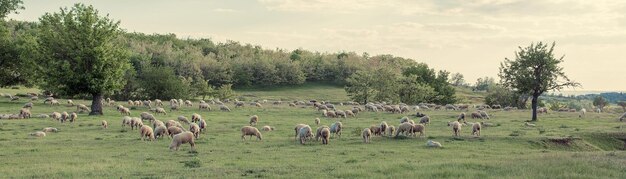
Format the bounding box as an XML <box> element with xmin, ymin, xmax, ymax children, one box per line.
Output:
<box><xmin>397</xmin><ymin>76</ymin><xmax>436</xmax><ymax>104</ymax></box>
<box><xmin>474</xmin><ymin>77</ymin><xmax>496</xmax><ymax>91</ymax></box>
<box><xmin>593</xmin><ymin>96</ymin><xmax>609</xmax><ymax>110</ymax></box>
<box><xmin>0</xmin><ymin>0</ymin><xmax>23</xmax><ymax>19</ymax></box>
<box><xmin>138</xmin><ymin>65</ymin><xmax>189</xmax><ymax>100</ymax></box>
<box><xmin>448</xmin><ymin>72</ymin><xmax>465</xmax><ymax>86</ymax></box>
<box><xmin>617</xmin><ymin>101</ymin><xmax>626</xmax><ymax>112</ymax></box>
<box><xmin>499</xmin><ymin>42</ymin><xmax>580</xmax><ymax>121</ymax></box>
<box><xmin>345</xmin><ymin>70</ymin><xmax>375</xmax><ymax>104</ymax></box>
<box><xmin>484</xmin><ymin>85</ymin><xmax>522</xmax><ymax>108</ymax></box>
<box><xmin>38</xmin><ymin>4</ymin><xmax>130</xmax><ymax>115</ymax></box>
<box><xmin>215</xmin><ymin>84</ymin><xmax>235</xmax><ymax>100</ymax></box>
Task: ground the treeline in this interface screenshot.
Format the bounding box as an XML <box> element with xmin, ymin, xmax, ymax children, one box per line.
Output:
<box><xmin>1</xmin><ymin>19</ymin><xmax>456</xmax><ymax>103</ymax></box>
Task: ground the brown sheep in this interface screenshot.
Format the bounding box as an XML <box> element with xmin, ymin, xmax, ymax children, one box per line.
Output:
<box><xmin>130</xmin><ymin>117</ymin><xmax>143</xmax><ymax>130</ymax></box>
<box><xmin>191</xmin><ymin>113</ymin><xmax>202</xmax><ymax>123</ymax></box>
<box><xmin>448</xmin><ymin>121</ymin><xmax>462</xmax><ymax>136</ymax></box>
<box><xmin>315</xmin><ymin>126</ymin><xmax>330</xmax><ymax>141</ymax></box>
<box><xmin>140</xmin><ymin>125</ymin><xmax>155</xmax><ymax>141</ymax></box>
<box><xmin>395</xmin><ymin>123</ymin><xmax>414</xmax><ymax>137</ymax></box>
<box><xmin>198</xmin><ymin>119</ymin><xmax>207</xmax><ymax>132</ymax></box>
<box><xmin>249</xmin><ymin>115</ymin><xmax>259</xmax><ymax>126</ymax></box>
<box><xmin>167</xmin><ymin>126</ymin><xmax>184</xmax><ymax>138</ymax></box>
<box><xmin>60</xmin><ymin>111</ymin><xmax>69</xmax><ymax>123</ymax></box>
<box><xmin>294</xmin><ymin>124</ymin><xmax>307</xmax><ymax>141</ymax></box>
<box><xmin>69</xmin><ymin>112</ymin><xmax>77</xmax><ymax>123</ymax></box>
<box><xmin>177</xmin><ymin>116</ymin><xmax>190</xmax><ymax>124</ymax></box>
<box><xmin>169</xmin><ymin>131</ymin><xmax>195</xmax><ymax>151</ymax></box>
<box><xmin>19</xmin><ymin>108</ymin><xmax>31</xmax><ymax>119</ymax></box>
<box><xmin>189</xmin><ymin>123</ymin><xmax>200</xmax><ymax>139</ymax></box>
<box><xmin>262</xmin><ymin>125</ymin><xmax>274</xmax><ymax>131</ymax></box>
<box><xmin>102</xmin><ymin>120</ymin><xmax>108</xmax><ymax>129</ymax></box>
<box><xmin>369</xmin><ymin>125</ymin><xmax>382</xmax><ymax>136</ymax></box>
<box><xmin>457</xmin><ymin>112</ymin><xmax>466</xmax><ymax>122</ymax></box>
<box><xmin>412</xmin><ymin>124</ymin><xmax>425</xmax><ymax>137</ymax></box>
<box><xmin>362</xmin><ymin>128</ymin><xmax>372</xmax><ymax>143</ymax></box>
<box><xmin>319</xmin><ymin>127</ymin><xmax>330</xmax><ymax>144</ymax></box>
<box><xmin>387</xmin><ymin>125</ymin><xmax>396</xmax><ymax>137</ymax></box>
<box><xmin>241</xmin><ymin>126</ymin><xmax>262</xmax><ymax>141</ymax></box>
<box><xmin>472</xmin><ymin>123</ymin><xmax>481</xmax><ymax>136</ymax></box>
<box><xmin>471</xmin><ymin>112</ymin><xmax>483</xmax><ymax>119</ymax></box>
<box><xmin>314</xmin><ymin>118</ymin><xmax>320</xmax><ymax>125</ymax></box>
<box><xmin>154</xmin><ymin>125</ymin><xmax>169</xmax><ymax>139</ymax></box>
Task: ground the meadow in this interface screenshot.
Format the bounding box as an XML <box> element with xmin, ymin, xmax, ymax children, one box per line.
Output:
<box><xmin>0</xmin><ymin>86</ymin><xmax>625</xmax><ymax>178</ymax></box>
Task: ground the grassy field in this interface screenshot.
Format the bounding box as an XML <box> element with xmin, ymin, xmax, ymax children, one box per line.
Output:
<box><xmin>1</xmin><ymin>86</ymin><xmax>626</xmax><ymax>178</ymax></box>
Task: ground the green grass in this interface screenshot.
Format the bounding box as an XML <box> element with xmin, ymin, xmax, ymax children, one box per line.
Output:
<box><xmin>1</xmin><ymin>85</ymin><xmax>626</xmax><ymax>178</ymax></box>
<box><xmin>236</xmin><ymin>82</ymin><xmax>349</xmax><ymax>102</ymax></box>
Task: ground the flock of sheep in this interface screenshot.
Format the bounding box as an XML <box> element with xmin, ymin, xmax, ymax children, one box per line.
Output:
<box><xmin>3</xmin><ymin>93</ymin><xmax>626</xmax><ymax>152</ymax></box>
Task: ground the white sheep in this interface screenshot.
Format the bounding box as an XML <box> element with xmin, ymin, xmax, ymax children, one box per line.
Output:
<box><xmin>178</xmin><ymin>116</ymin><xmax>190</xmax><ymax>124</ymax></box>
<box><xmin>362</xmin><ymin>128</ymin><xmax>372</xmax><ymax>143</ymax></box>
<box><xmin>219</xmin><ymin>105</ymin><xmax>231</xmax><ymax>112</ymax></box>
<box><xmin>42</xmin><ymin>127</ymin><xmax>58</xmax><ymax>133</ymax></box>
<box><xmin>380</xmin><ymin>121</ymin><xmax>388</xmax><ymax>134</ymax></box>
<box><xmin>155</xmin><ymin>107</ymin><xmax>167</xmax><ymax>115</ymax></box>
<box><xmin>69</xmin><ymin>112</ymin><xmax>77</xmax><ymax>123</ymax></box>
<box><xmin>131</xmin><ymin>117</ymin><xmax>143</xmax><ymax>130</ymax></box>
<box><xmin>60</xmin><ymin>111</ymin><xmax>69</xmax><ymax>123</ymax></box>
<box><xmin>30</xmin><ymin>131</ymin><xmax>46</xmax><ymax>137</ymax></box>
<box><xmin>191</xmin><ymin>113</ymin><xmax>202</xmax><ymax>123</ymax></box>
<box><xmin>241</xmin><ymin>126</ymin><xmax>262</xmax><ymax>140</ymax></box>
<box><xmin>472</xmin><ymin>123</ymin><xmax>481</xmax><ymax>136</ymax></box>
<box><xmin>249</xmin><ymin>115</ymin><xmax>259</xmax><ymax>126</ymax></box>
<box><xmin>426</xmin><ymin>140</ymin><xmax>442</xmax><ymax>148</ymax></box>
<box><xmin>579</xmin><ymin>108</ymin><xmax>587</xmax><ymax>118</ymax></box>
<box><xmin>50</xmin><ymin>112</ymin><xmax>61</xmax><ymax>121</ymax></box>
<box><xmin>294</xmin><ymin>124</ymin><xmax>307</xmax><ymax>141</ymax></box>
<box><xmin>262</xmin><ymin>125</ymin><xmax>274</xmax><ymax>131</ymax></box>
<box><xmin>118</xmin><ymin>107</ymin><xmax>131</xmax><ymax>116</ymax></box>
<box><xmin>168</xmin><ymin>126</ymin><xmax>184</xmax><ymax>138</ymax></box>
<box><xmin>140</xmin><ymin>125</ymin><xmax>155</xmax><ymax>141</ymax></box>
<box><xmin>76</xmin><ymin>104</ymin><xmax>91</xmax><ymax>113</ymax></box>
<box><xmin>395</xmin><ymin>123</ymin><xmax>414</xmax><ymax>137</ymax></box>
<box><xmin>154</xmin><ymin>125</ymin><xmax>169</xmax><ymax>139</ymax></box>
<box><xmin>315</xmin><ymin>126</ymin><xmax>330</xmax><ymax>141</ymax></box>
<box><xmin>102</xmin><ymin>120</ymin><xmax>108</xmax><ymax>129</ymax></box>
<box><xmin>198</xmin><ymin>119</ymin><xmax>207</xmax><ymax>132</ymax></box>
<box><xmin>169</xmin><ymin>131</ymin><xmax>195</xmax><ymax>151</ymax></box>
<box><xmin>314</xmin><ymin>118</ymin><xmax>320</xmax><ymax>125</ymax></box>
<box><xmin>298</xmin><ymin>125</ymin><xmax>313</xmax><ymax>145</ymax></box>
<box><xmin>184</xmin><ymin>100</ymin><xmax>193</xmax><ymax>107</ymax></box>
<box><xmin>448</xmin><ymin>121</ymin><xmax>462</xmax><ymax>136</ymax></box>
<box><xmin>19</xmin><ymin>108</ymin><xmax>31</xmax><ymax>119</ymax></box>
<box><xmin>189</xmin><ymin>123</ymin><xmax>200</xmax><ymax>139</ymax></box>
<box><xmin>329</xmin><ymin>122</ymin><xmax>342</xmax><ymax>138</ymax></box>
<box><xmin>122</xmin><ymin>116</ymin><xmax>132</xmax><ymax>128</ymax></box>
<box><xmin>387</xmin><ymin>125</ymin><xmax>396</xmax><ymax>137</ymax></box>
<box><xmin>199</xmin><ymin>103</ymin><xmax>211</xmax><ymax>110</ymax></box>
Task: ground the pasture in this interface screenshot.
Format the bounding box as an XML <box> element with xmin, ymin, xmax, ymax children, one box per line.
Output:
<box><xmin>1</xmin><ymin>87</ymin><xmax>625</xmax><ymax>178</ymax></box>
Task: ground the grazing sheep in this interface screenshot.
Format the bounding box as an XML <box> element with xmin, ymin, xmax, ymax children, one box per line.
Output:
<box><xmin>362</xmin><ymin>128</ymin><xmax>372</xmax><ymax>143</ymax></box>
<box><xmin>472</xmin><ymin>123</ymin><xmax>481</xmax><ymax>136</ymax></box>
<box><xmin>118</xmin><ymin>107</ymin><xmax>131</xmax><ymax>116</ymax></box>
<box><xmin>131</xmin><ymin>117</ymin><xmax>143</xmax><ymax>130</ymax></box>
<box><xmin>458</xmin><ymin>112</ymin><xmax>466</xmax><ymax>122</ymax></box>
<box><xmin>167</xmin><ymin>126</ymin><xmax>184</xmax><ymax>138</ymax></box>
<box><xmin>165</xmin><ymin>120</ymin><xmax>183</xmax><ymax>129</ymax></box>
<box><xmin>199</xmin><ymin>103</ymin><xmax>211</xmax><ymax>110</ymax></box>
<box><xmin>69</xmin><ymin>112</ymin><xmax>77</xmax><ymax>123</ymax></box>
<box><xmin>329</xmin><ymin>122</ymin><xmax>343</xmax><ymax>138</ymax></box>
<box><xmin>154</xmin><ymin>99</ymin><xmax>163</xmax><ymax>106</ymax></box>
<box><xmin>102</xmin><ymin>120</ymin><xmax>108</xmax><ymax>129</ymax></box>
<box><xmin>140</xmin><ymin>112</ymin><xmax>156</xmax><ymax>121</ymax></box>
<box><xmin>152</xmin><ymin>119</ymin><xmax>165</xmax><ymax>129</ymax></box>
<box><xmin>42</xmin><ymin>127</ymin><xmax>58</xmax><ymax>133</ymax></box>
<box><xmin>143</xmin><ymin>100</ymin><xmax>152</xmax><ymax>107</ymax></box>
<box><xmin>344</xmin><ymin>110</ymin><xmax>355</xmax><ymax>117</ymax></box>
<box><xmin>178</xmin><ymin>116</ymin><xmax>190</xmax><ymax>124</ymax></box>
<box><xmin>426</xmin><ymin>140</ymin><xmax>442</xmax><ymax>148</ymax></box>
<box><xmin>170</xmin><ymin>104</ymin><xmax>180</xmax><ymax>111</ymax></box>
<box><xmin>43</xmin><ymin>97</ymin><xmax>54</xmax><ymax>104</ymax></box>
<box><xmin>154</xmin><ymin>125</ymin><xmax>169</xmax><ymax>139</ymax></box>
<box><xmin>23</xmin><ymin>102</ymin><xmax>33</xmax><ymax>109</ymax></box>
<box><xmin>254</xmin><ymin>102</ymin><xmax>262</xmax><ymax>108</ymax></box>
<box><xmin>50</xmin><ymin>112</ymin><xmax>61</xmax><ymax>121</ymax></box>
<box><xmin>140</xmin><ymin>125</ymin><xmax>155</xmax><ymax>141</ymax></box>
<box><xmin>241</xmin><ymin>126</ymin><xmax>262</xmax><ymax>140</ymax></box>
<box><xmin>315</xmin><ymin>126</ymin><xmax>330</xmax><ymax>141</ymax></box>
<box><xmin>481</xmin><ymin>122</ymin><xmax>495</xmax><ymax>127</ymax></box>
<box><xmin>169</xmin><ymin>131</ymin><xmax>195</xmax><ymax>151</ymax></box>
<box><xmin>219</xmin><ymin>105</ymin><xmax>231</xmax><ymax>112</ymax></box>
<box><xmin>298</xmin><ymin>125</ymin><xmax>313</xmax><ymax>144</ymax></box>
<box><xmin>335</xmin><ymin>110</ymin><xmax>347</xmax><ymax>118</ymax></box>
<box><xmin>419</xmin><ymin>116</ymin><xmax>430</xmax><ymax>125</ymax></box>
<box><xmin>294</xmin><ymin>124</ymin><xmax>308</xmax><ymax>141</ymax></box>
<box><xmin>380</xmin><ymin>121</ymin><xmax>388</xmax><ymax>134</ymax></box>
<box><xmin>387</xmin><ymin>125</ymin><xmax>396</xmax><ymax>137</ymax></box>
<box><xmin>324</xmin><ymin>110</ymin><xmax>336</xmax><ymax>118</ymax></box>
<box><xmin>479</xmin><ymin>111</ymin><xmax>490</xmax><ymax>119</ymax></box>
<box><xmin>60</xmin><ymin>111</ymin><xmax>69</xmax><ymax>123</ymax></box>
<box><xmin>50</xmin><ymin>99</ymin><xmax>60</xmax><ymax>105</ymax></box>
<box><xmin>579</xmin><ymin>108</ymin><xmax>587</xmax><ymax>118</ymax></box>
<box><xmin>184</xmin><ymin>100</ymin><xmax>193</xmax><ymax>107</ymax></box>
<box><xmin>77</xmin><ymin>104</ymin><xmax>91</xmax><ymax>113</ymax></box>
<box><xmin>262</xmin><ymin>125</ymin><xmax>274</xmax><ymax>131</ymax></box>
<box><xmin>198</xmin><ymin>119</ymin><xmax>207</xmax><ymax>132</ymax></box>
<box><xmin>314</xmin><ymin>118</ymin><xmax>320</xmax><ymax>125</ymax></box>
<box><xmin>122</xmin><ymin>116</ymin><xmax>132</xmax><ymax>128</ymax></box>
<box><xmin>448</xmin><ymin>121</ymin><xmax>462</xmax><ymax>136</ymax></box>
<box><xmin>412</xmin><ymin>124</ymin><xmax>425</xmax><ymax>137</ymax></box>
<box><xmin>191</xmin><ymin>113</ymin><xmax>202</xmax><ymax>123</ymax></box>
<box><xmin>155</xmin><ymin>107</ymin><xmax>167</xmax><ymax>115</ymax></box>
<box><xmin>369</xmin><ymin>125</ymin><xmax>382</xmax><ymax>136</ymax></box>
<box><xmin>30</xmin><ymin>131</ymin><xmax>46</xmax><ymax>137</ymax></box>
<box><xmin>189</xmin><ymin>123</ymin><xmax>200</xmax><ymax>139</ymax></box>
<box><xmin>400</xmin><ymin>116</ymin><xmax>410</xmax><ymax>123</ymax></box>
<box><xmin>249</xmin><ymin>115</ymin><xmax>259</xmax><ymax>126</ymax></box>
<box><xmin>471</xmin><ymin>112</ymin><xmax>483</xmax><ymax>119</ymax></box>
<box><xmin>19</xmin><ymin>108</ymin><xmax>31</xmax><ymax>119</ymax></box>
<box><xmin>395</xmin><ymin>123</ymin><xmax>414</xmax><ymax>137</ymax></box>
<box><xmin>319</xmin><ymin>127</ymin><xmax>330</xmax><ymax>144</ymax></box>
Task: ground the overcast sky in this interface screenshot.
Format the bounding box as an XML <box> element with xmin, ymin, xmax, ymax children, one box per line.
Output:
<box><xmin>8</xmin><ymin>0</ymin><xmax>626</xmax><ymax>91</ymax></box>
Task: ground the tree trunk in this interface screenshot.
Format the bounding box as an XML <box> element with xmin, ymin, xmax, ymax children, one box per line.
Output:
<box><xmin>90</xmin><ymin>93</ymin><xmax>104</xmax><ymax>115</ymax></box>
<box><xmin>531</xmin><ymin>94</ymin><xmax>539</xmax><ymax>121</ymax></box>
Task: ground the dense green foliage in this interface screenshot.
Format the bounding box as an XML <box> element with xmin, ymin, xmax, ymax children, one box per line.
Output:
<box><xmin>499</xmin><ymin>42</ymin><xmax>580</xmax><ymax>121</ymax></box>
<box><xmin>484</xmin><ymin>85</ymin><xmax>528</xmax><ymax>108</ymax></box>
<box><xmin>0</xmin><ymin>0</ymin><xmax>23</xmax><ymax>19</ymax></box>
<box><xmin>593</xmin><ymin>96</ymin><xmax>610</xmax><ymax>109</ymax></box>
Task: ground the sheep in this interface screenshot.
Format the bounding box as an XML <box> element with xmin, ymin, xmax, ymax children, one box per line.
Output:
<box><xmin>294</xmin><ymin>124</ymin><xmax>308</xmax><ymax>141</ymax></box>
<box><xmin>36</xmin><ymin>114</ymin><xmax>49</xmax><ymax>118</ymax></box>
<box><xmin>169</xmin><ymin>131</ymin><xmax>195</xmax><ymax>151</ymax></box>
<box><xmin>165</xmin><ymin>120</ymin><xmax>183</xmax><ymax>129</ymax></box>
<box><xmin>314</xmin><ymin>118</ymin><xmax>320</xmax><ymax>125</ymax></box>
<box><xmin>177</xmin><ymin>116</ymin><xmax>190</xmax><ymax>124</ymax></box>
<box><xmin>369</xmin><ymin>125</ymin><xmax>382</xmax><ymax>136</ymax></box>
<box><xmin>43</xmin><ymin>97</ymin><xmax>54</xmax><ymax>104</ymax></box>
<box><xmin>426</xmin><ymin>140</ymin><xmax>442</xmax><ymax>148</ymax></box>
<box><xmin>122</xmin><ymin>116</ymin><xmax>132</xmax><ymax>128</ymax></box>
<box><xmin>184</xmin><ymin>100</ymin><xmax>193</xmax><ymax>107</ymax></box>
<box><xmin>23</xmin><ymin>102</ymin><xmax>33</xmax><ymax>109</ymax></box>
<box><xmin>155</xmin><ymin>107</ymin><xmax>167</xmax><ymax>115</ymax></box>
<box><xmin>219</xmin><ymin>105</ymin><xmax>231</xmax><ymax>112</ymax></box>
<box><xmin>69</xmin><ymin>112</ymin><xmax>77</xmax><ymax>123</ymax></box>
<box><xmin>479</xmin><ymin>111</ymin><xmax>490</xmax><ymax>119</ymax></box>
<box><xmin>579</xmin><ymin>108</ymin><xmax>587</xmax><ymax>118</ymax></box>
<box><xmin>102</xmin><ymin>120</ymin><xmax>108</xmax><ymax>129</ymax></box>
<box><xmin>254</xmin><ymin>102</ymin><xmax>262</xmax><ymax>108</ymax></box>
<box><xmin>317</xmin><ymin>128</ymin><xmax>330</xmax><ymax>145</ymax></box>
<box><xmin>419</xmin><ymin>116</ymin><xmax>430</xmax><ymax>125</ymax></box>
<box><xmin>448</xmin><ymin>121</ymin><xmax>462</xmax><ymax>136</ymax></box>
<box><xmin>50</xmin><ymin>112</ymin><xmax>61</xmax><ymax>121</ymax></box>
<box><xmin>324</xmin><ymin>110</ymin><xmax>336</xmax><ymax>118</ymax></box>
<box><xmin>315</xmin><ymin>126</ymin><xmax>330</xmax><ymax>141</ymax></box>
<box><xmin>317</xmin><ymin>105</ymin><xmax>329</xmax><ymax>111</ymax></box>
<box><xmin>140</xmin><ymin>125</ymin><xmax>155</xmax><ymax>141</ymax></box>
<box><xmin>395</xmin><ymin>123</ymin><xmax>414</xmax><ymax>137</ymax></box>
<box><xmin>198</xmin><ymin>119</ymin><xmax>207</xmax><ymax>132</ymax></box>
<box><xmin>168</xmin><ymin>126</ymin><xmax>184</xmax><ymax>138</ymax></box>
<box><xmin>329</xmin><ymin>122</ymin><xmax>343</xmax><ymax>138</ymax></box>
<box><xmin>30</xmin><ymin>131</ymin><xmax>46</xmax><ymax>137</ymax></box>
<box><xmin>130</xmin><ymin>117</ymin><xmax>143</xmax><ymax>130</ymax></box>
<box><xmin>191</xmin><ymin>113</ymin><xmax>202</xmax><ymax>123</ymax></box>
<box><xmin>154</xmin><ymin>125</ymin><xmax>169</xmax><ymax>139</ymax></box>
<box><xmin>387</xmin><ymin>125</ymin><xmax>396</xmax><ymax>137</ymax></box>
<box><xmin>189</xmin><ymin>123</ymin><xmax>200</xmax><ymax>139</ymax></box>
<box><xmin>241</xmin><ymin>126</ymin><xmax>262</xmax><ymax>140</ymax></box>
<box><xmin>42</xmin><ymin>127</ymin><xmax>58</xmax><ymax>133</ymax></box>
<box><xmin>471</xmin><ymin>112</ymin><xmax>483</xmax><ymax>119</ymax></box>
<box><xmin>298</xmin><ymin>125</ymin><xmax>313</xmax><ymax>144</ymax></box>
<box><xmin>76</xmin><ymin>104</ymin><xmax>91</xmax><ymax>113</ymax></box>
<box><xmin>538</xmin><ymin>107</ymin><xmax>549</xmax><ymax>114</ymax></box>
<box><xmin>170</xmin><ymin>104</ymin><xmax>179</xmax><ymax>111</ymax></box>
<box><xmin>134</xmin><ymin>100</ymin><xmax>142</xmax><ymax>106</ymax></box>
<box><xmin>49</xmin><ymin>99</ymin><xmax>60</xmax><ymax>105</ymax></box>
<box><xmin>154</xmin><ymin>99</ymin><xmax>163</xmax><ymax>106</ymax></box>
<box><xmin>458</xmin><ymin>112</ymin><xmax>466</xmax><ymax>122</ymax></box>
<box><xmin>140</xmin><ymin>112</ymin><xmax>156</xmax><ymax>121</ymax></box>
<box><xmin>199</xmin><ymin>103</ymin><xmax>211</xmax><ymax>110</ymax></box>
<box><xmin>236</xmin><ymin>101</ymin><xmax>245</xmax><ymax>108</ymax></box>
<box><xmin>262</xmin><ymin>125</ymin><xmax>274</xmax><ymax>131</ymax></box>
<box><xmin>143</xmin><ymin>100</ymin><xmax>152</xmax><ymax>107</ymax></box>
<box><xmin>249</xmin><ymin>115</ymin><xmax>259</xmax><ymax>126</ymax></box>
<box><xmin>152</xmin><ymin>119</ymin><xmax>165</xmax><ymax>128</ymax></box>
<box><xmin>118</xmin><ymin>107</ymin><xmax>131</xmax><ymax>116</ymax></box>
<box><xmin>400</xmin><ymin>116</ymin><xmax>410</xmax><ymax>123</ymax></box>
<box><xmin>19</xmin><ymin>108</ymin><xmax>31</xmax><ymax>119</ymax></box>
<box><xmin>60</xmin><ymin>111</ymin><xmax>69</xmax><ymax>123</ymax></box>
<box><xmin>472</xmin><ymin>123</ymin><xmax>481</xmax><ymax>136</ymax></box>
<box><xmin>362</xmin><ymin>128</ymin><xmax>372</xmax><ymax>143</ymax></box>
<box><xmin>412</xmin><ymin>124</ymin><xmax>425</xmax><ymax>137</ymax></box>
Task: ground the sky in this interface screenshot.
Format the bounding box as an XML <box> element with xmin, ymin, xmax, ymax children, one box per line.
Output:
<box><xmin>7</xmin><ymin>0</ymin><xmax>626</xmax><ymax>91</ymax></box>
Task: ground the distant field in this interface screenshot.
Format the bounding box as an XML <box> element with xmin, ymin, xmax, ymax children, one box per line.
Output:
<box><xmin>236</xmin><ymin>82</ymin><xmax>350</xmax><ymax>102</ymax></box>
<box><xmin>1</xmin><ymin>86</ymin><xmax>626</xmax><ymax>178</ymax></box>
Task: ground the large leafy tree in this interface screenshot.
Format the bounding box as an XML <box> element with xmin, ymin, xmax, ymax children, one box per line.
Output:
<box><xmin>499</xmin><ymin>42</ymin><xmax>580</xmax><ymax>121</ymax></box>
<box><xmin>38</xmin><ymin>4</ymin><xmax>130</xmax><ymax>115</ymax></box>
<box><xmin>345</xmin><ymin>70</ymin><xmax>376</xmax><ymax>104</ymax></box>
<box><xmin>0</xmin><ymin>0</ymin><xmax>36</xmax><ymax>87</ymax></box>
<box><xmin>0</xmin><ymin>0</ymin><xmax>23</xmax><ymax>19</ymax></box>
